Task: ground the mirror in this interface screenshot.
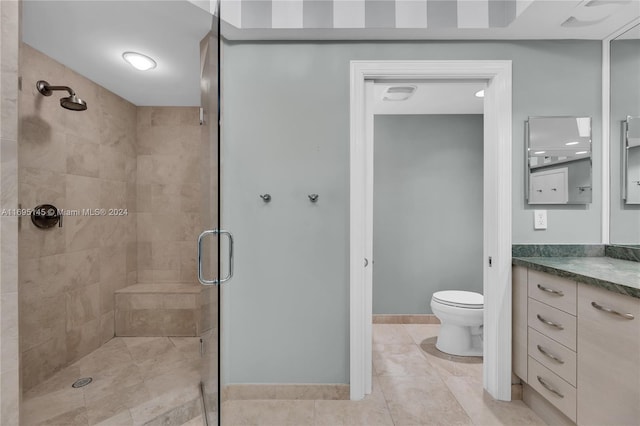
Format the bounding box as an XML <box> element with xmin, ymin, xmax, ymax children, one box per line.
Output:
<box><xmin>624</xmin><ymin>116</ymin><xmax>640</xmax><ymax>204</ymax></box>
<box><xmin>526</xmin><ymin>116</ymin><xmax>592</xmax><ymax>204</ymax></box>
<box><xmin>610</xmin><ymin>24</ymin><xmax>640</xmax><ymax>245</ymax></box>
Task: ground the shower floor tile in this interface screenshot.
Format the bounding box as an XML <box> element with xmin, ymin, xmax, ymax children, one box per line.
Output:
<box><xmin>21</xmin><ymin>337</ymin><xmax>202</xmax><ymax>426</ymax></box>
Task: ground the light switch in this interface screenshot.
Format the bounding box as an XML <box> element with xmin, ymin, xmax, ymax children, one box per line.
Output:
<box><xmin>534</xmin><ymin>210</ymin><xmax>547</xmax><ymax>230</ymax></box>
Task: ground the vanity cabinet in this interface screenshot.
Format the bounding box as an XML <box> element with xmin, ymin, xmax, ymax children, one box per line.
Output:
<box><xmin>577</xmin><ymin>284</ymin><xmax>640</xmax><ymax>426</ymax></box>
<box><xmin>512</xmin><ymin>266</ymin><xmax>640</xmax><ymax>425</ymax></box>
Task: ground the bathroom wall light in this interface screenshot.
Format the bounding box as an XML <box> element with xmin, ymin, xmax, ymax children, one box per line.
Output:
<box><xmin>122</xmin><ymin>51</ymin><xmax>157</xmax><ymax>71</ymax></box>
<box><xmin>475</xmin><ymin>90</ymin><xmax>485</xmax><ymax>98</ymax></box>
<box><xmin>566</xmin><ymin>141</ymin><xmax>580</xmax><ymax>146</ymax></box>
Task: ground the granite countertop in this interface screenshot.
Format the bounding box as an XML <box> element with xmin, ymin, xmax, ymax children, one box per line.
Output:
<box><xmin>512</xmin><ymin>256</ymin><xmax>640</xmax><ymax>299</ymax></box>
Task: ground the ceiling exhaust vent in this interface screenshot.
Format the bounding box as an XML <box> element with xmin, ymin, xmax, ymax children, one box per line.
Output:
<box><xmin>383</xmin><ymin>85</ymin><xmax>417</xmax><ymax>102</ymax></box>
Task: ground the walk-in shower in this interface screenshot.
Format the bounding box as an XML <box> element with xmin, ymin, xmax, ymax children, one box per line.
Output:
<box><xmin>36</xmin><ymin>79</ymin><xmax>87</xmax><ymax>111</ymax></box>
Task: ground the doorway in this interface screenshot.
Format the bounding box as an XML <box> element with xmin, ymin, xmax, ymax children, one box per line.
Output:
<box><xmin>349</xmin><ymin>60</ymin><xmax>513</xmax><ymax>401</ymax></box>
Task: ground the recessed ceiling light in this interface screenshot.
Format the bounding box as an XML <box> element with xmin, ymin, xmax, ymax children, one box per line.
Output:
<box><xmin>534</xmin><ymin>151</ymin><xmax>546</xmax><ymax>155</ymax></box>
<box><xmin>566</xmin><ymin>141</ymin><xmax>580</xmax><ymax>146</ymax></box>
<box><xmin>475</xmin><ymin>90</ymin><xmax>485</xmax><ymax>98</ymax></box>
<box><xmin>576</xmin><ymin>151</ymin><xmax>589</xmax><ymax>155</ymax></box>
<box><xmin>122</xmin><ymin>51</ymin><xmax>157</xmax><ymax>71</ymax></box>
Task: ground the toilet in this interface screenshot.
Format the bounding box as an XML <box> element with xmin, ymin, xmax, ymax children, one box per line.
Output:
<box><xmin>430</xmin><ymin>290</ymin><xmax>484</xmax><ymax>357</ymax></box>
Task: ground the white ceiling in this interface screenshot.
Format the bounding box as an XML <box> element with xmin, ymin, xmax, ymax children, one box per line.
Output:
<box><xmin>21</xmin><ymin>0</ymin><xmax>640</xmax><ymax>107</ymax></box>
<box><xmin>22</xmin><ymin>1</ymin><xmax>213</xmax><ymax>106</ymax></box>
<box><xmin>373</xmin><ymin>81</ymin><xmax>485</xmax><ymax>115</ymax></box>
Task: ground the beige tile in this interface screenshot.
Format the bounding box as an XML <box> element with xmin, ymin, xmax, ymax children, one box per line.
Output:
<box><xmin>65</xmin><ymin>318</ymin><xmax>101</xmax><ymax>364</ymax></box>
<box><xmin>373</xmin><ymin>344</ymin><xmax>439</xmax><ymax>378</ymax></box>
<box><xmin>0</xmin><ymin>369</ymin><xmax>19</xmax><ymax>426</ymax></box>
<box><xmin>83</xmin><ymin>362</ymin><xmax>144</xmax><ymax>404</ymax></box>
<box><xmin>65</xmin><ymin>248</ymin><xmax>100</xmax><ymax>290</ymax></box>
<box><xmin>33</xmin><ymin>406</ymin><xmax>89</xmax><ymax>426</ymax></box>
<box><xmin>143</xmin><ymin>398</ymin><xmax>201</xmax><ymax>426</ymax></box>
<box><xmin>100</xmin><ymin>179</ymin><xmax>127</xmax><ymax>209</ymax></box>
<box><xmin>85</xmin><ymin>382</ymin><xmax>151</xmax><ymax>425</ymax></box>
<box><xmin>18</xmin><ymin>166</ymin><xmax>66</xmax><ymax>219</ymax></box>
<box><xmin>99</xmin><ymin>145</ymin><xmax>127</xmax><ymax>181</ymax></box>
<box><xmin>378</xmin><ymin>375</ymin><xmax>473</xmax><ymax>426</ymax></box>
<box><xmin>20</xmin><ymin>292</ymin><xmax>66</xmax><ymax>352</ymax></box>
<box><xmin>65</xmin><ymin>215</ymin><xmax>101</xmax><ymax>252</ymax></box>
<box><xmin>444</xmin><ymin>376</ymin><xmax>546</xmax><ymax>426</ymax></box>
<box><xmin>20</xmin><ymin>253</ymin><xmax>67</xmax><ymax>303</ymax></box>
<box><xmin>314</xmin><ymin>399</ymin><xmax>394</xmax><ymax>426</ymax></box>
<box><xmin>129</xmin><ymin>384</ymin><xmax>199</xmax><ymax>425</ymax></box>
<box><xmin>93</xmin><ymin>409</ymin><xmax>133</xmax><ymax>426</ymax></box>
<box><xmin>163</xmin><ymin>293</ymin><xmax>198</xmax><ymax>309</ymax></box>
<box><xmin>66</xmin><ymin>283</ymin><xmax>100</xmax><ymax>330</ymax></box>
<box><xmin>21</xmin><ymin>386</ymin><xmax>85</xmax><ymax>426</ymax></box>
<box><xmin>221</xmin><ymin>400</ymin><xmax>315</xmax><ymax>426</ymax></box>
<box><xmin>65</xmin><ymin>174</ymin><xmax>101</xmax><ymax>210</ymax></box>
<box><xmin>274</xmin><ymin>384</ymin><xmax>350</xmax><ymax>400</ymax></box>
<box><xmin>142</xmin><ymin>360</ymin><xmax>200</xmax><ymax>399</ymax></box>
<box><xmin>74</xmin><ymin>338</ymin><xmax>133</xmax><ymax>376</ymax></box>
<box><xmin>125</xmin><ymin>337</ymin><xmax>185</xmax><ymax>372</ymax></box>
<box><xmin>0</xmin><ymin>293</ymin><xmax>20</xmax><ymax>374</ymax></box>
<box><xmin>404</xmin><ymin>324</ymin><xmax>440</xmax><ymax>345</ymax></box>
<box><xmin>372</xmin><ymin>324</ymin><xmax>415</xmax><ymax>345</ymax></box>
<box><xmin>169</xmin><ymin>337</ymin><xmax>201</xmax><ymax>360</ymax></box>
<box><xmin>417</xmin><ymin>336</ymin><xmax>483</xmax><ymax>379</ymax></box>
<box><xmin>101</xmin><ymin>311</ymin><xmax>115</xmax><ymax>344</ymax></box>
<box><xmin>67</xmin><ymin>137</ymin><xmax>100</xmax><ymax>177</ymax></box>
<box><xmin>23</xmin><ymin>365</ymin><xmax>82</xmax><ymax>400</ymax></box>
<box><xmin>150</xmin><ymin>107</ymin><xmax>199</xmax><ymax>127</ymax></box>
<box><xmin>19</xmin><ymin>118</ymin><xmax>66</xmax><ymax>173</ymax></box>
<box><xmin>151</xmin><ymin>242</ymin><xmax>181</xmax><ymax>270</ymax></box>
<box><xmin>181</xmin><ymin>414</ymin><xmax>205</xmax><ymax>426</ymax></box>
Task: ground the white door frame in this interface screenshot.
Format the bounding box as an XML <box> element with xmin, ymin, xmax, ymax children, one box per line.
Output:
<box><xmin>349</xmin><ymin>60</ymin><xmax>513</xmax><ymax>401</ymax></box>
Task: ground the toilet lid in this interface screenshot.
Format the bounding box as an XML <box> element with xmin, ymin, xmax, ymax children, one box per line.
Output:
<box><xmin>433</xmin><ymin>290</ymin><xmax>484</xmax><ymax>308</ymax></box>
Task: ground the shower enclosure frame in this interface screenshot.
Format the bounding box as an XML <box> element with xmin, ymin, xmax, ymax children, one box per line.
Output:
<box><xmin>349</xmin><ymin>60</ymin><xmax>513</xmax><ymax>401</ymax></box>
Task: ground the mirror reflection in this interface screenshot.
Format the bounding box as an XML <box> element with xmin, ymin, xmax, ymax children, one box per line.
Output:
<box><xmin>624</xmin><ymin>116</ymin><xmax>640</xmax><ymax>204</ymax></box>
<box><xmin>526</xmin><ymin>116</ymin><xmax>592</xmax><ymax>204</ymax></box>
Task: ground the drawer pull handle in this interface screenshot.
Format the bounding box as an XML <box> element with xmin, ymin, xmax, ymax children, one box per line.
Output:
<box><xmin>537</xmin><ymin>314</ymin><xmax>564</xmax><ymax>330</ymax></box>
<box><xmin>537</xmin><ymin>284</ymin><xmax>564</xmax><ymax>296</ymax></box>
<box><xmin>537</xmin><ymin>345</ymin><xmax>564</xmax><ymax>364</ymax></box>
<box><xmin>591</xmin><ymin>302</ymin><xmax>634</xmax><ymax>320</ymax></box>
<box><xmin>537</xmin><ymin>376</ymin><xmax>564</xmax><ymax>398</ymax></box>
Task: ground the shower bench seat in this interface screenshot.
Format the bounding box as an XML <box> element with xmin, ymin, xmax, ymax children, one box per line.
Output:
<box><xmin>114</xmin><ymin>283</ymin><xmax>212</xmax><ymax>337</ymax></box>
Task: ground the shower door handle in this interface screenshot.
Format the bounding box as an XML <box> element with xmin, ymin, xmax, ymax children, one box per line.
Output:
<box><xmin>198</xmin><ymin>229</ymin><xmax>234</xmax><ymax>286</ymax></box>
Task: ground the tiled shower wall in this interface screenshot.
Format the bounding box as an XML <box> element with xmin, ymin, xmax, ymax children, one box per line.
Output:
<box><xmin>136</xmin><ymin>107</ymin><xmax>201</xmax><ymax>284</ymax></box>
<box><xmin>1</xmin><ymin>0</ymin><xmax>21</xmax><ymax>423</ymax></box>
<box><xmin>18</xmin><ymin>44</ymin><xmax>137</xmax><ymax>391</ymax></box>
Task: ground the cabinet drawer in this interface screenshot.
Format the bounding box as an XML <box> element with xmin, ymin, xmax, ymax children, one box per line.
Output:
<box><xmin>528</xmin><ymin>298</ymin><xmax>576</xmax><ymax>351</ymax></box>
<box><xmin>577</xmin><ymin>285</ymin><xmax>640</xmax><ymax>426</ymax></box>
<box><xmin>528</xmin><ymin>270</ymin><xmax>577</xmax><ymax>315</ymax></box>
<box><xmin>528</xmin><ymin>327</ymin><xmax>576</xmax><ymax>386</ymax></box>
<box><xmin>528</xmin><ymin>356</ymin><xmax>576</xmax><ymax>422</ymax></box>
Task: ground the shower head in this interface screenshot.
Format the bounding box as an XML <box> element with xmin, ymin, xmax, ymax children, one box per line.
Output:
<box><xmin>36</xmin><ymin>80</ymin><xmax>87</xmax><ymax>111</ymax></box>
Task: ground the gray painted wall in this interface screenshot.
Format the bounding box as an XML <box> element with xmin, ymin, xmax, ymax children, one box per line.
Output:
<box><xmin>373</xmin><ymin>115</ymin><xmax>483</xmax><ymax>315</ymax></box>
<box><xmin>610</xmin><ymin>39</ymin><xmax>640</xmax><ymax>245</ymax></box>
<box><xmin>221</xmin><ymin>40</ymin><xmax>602</xmax><ymax>384</ymax></box>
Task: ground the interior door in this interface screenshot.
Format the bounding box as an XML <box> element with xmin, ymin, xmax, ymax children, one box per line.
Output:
<box><xmin>199</xmin><ymin>10</ymin><xmax>221</xmax><ymax>425</ymax></box>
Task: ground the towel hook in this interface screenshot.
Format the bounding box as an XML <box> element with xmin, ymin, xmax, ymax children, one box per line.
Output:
<box><xmin>259</xmin><ymin>194</ymin><xmax>271</xmax><ymax>202</ymax></box>
<box><xmin>308</xmin><ymin>194</ymin><xmax>319</xmax><ymax>203</ymax></box>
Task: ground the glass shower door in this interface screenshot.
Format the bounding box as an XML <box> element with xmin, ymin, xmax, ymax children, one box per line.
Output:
<box><xmin>198</xmin><ymin>10</ymin><xmax>222</xmax><ymax>425</ymax></box>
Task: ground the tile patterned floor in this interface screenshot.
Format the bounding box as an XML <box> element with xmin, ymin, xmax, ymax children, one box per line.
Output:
<box><xmin>222</xmin><ymin>324</ymin><xmax>547</xmax><ymax>426</ymax></box>
<box><xmin>21</xmin><ymin>337</ymin><xmax>202</xmax><ymax>426</ymax></box>
<box><xmin>22</xmin><ymin>325</ymin><xmax>546</xmax><ymax>426</ymax></box>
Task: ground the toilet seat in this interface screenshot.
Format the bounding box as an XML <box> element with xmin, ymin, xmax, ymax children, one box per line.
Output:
<box><xmin>432</xmin><ymin>290</ymin><xmax>483</xmax><ymax>309</ymax></box>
